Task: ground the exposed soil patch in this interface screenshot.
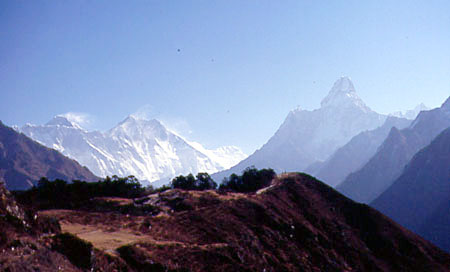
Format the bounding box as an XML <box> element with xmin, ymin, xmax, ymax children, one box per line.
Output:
<box><xmin>3</xmin><ymin>173</ymin><xmax>450</xmax><ymax>271</ymax></box>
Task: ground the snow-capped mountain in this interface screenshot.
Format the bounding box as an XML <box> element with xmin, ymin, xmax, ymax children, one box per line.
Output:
<box><xmin>20</xmin><ymin>115</ymin><xmax>247</xmax><ymax>184</ymax></box>
<box><xmin>186</xmin><ymin>142</ymin><xmax>247</xmax><ymax>170</ymax></box>
<box><xmin>213</xmin><ymin>77</ymin><xmax>387</xmax><ymax>181</ymax></box>
<box><xmin>390</xmin><ymin>103</ymin><xmax>429</xmax><ymax>120</ymax></box>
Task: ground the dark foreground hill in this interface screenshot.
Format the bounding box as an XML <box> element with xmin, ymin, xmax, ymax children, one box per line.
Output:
<box><xmin>0</xmin><ymin>121</ymin><xmax>98</xmax><ymax>190</ymax></box>
<box><xmin>5</xmin><ymin>173</ymin><xmax>449</xmax><ymax>271</ymax></box>
<box><xmin>372</xmin><ymin>127</ymin><xmax>450</xmax><ymax>253</ymax></box>
<box><xmin>0</xmin><ymin>181</ymin><xmax>130</xmax><ymax>271</ymax></box>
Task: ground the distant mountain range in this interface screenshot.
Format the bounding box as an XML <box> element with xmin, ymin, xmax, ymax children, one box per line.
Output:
<box><xmin>20</xmin><ymin>115</ymin><xmax>246</xmax><ymax>184</ymax></box>
<box><xmin>371</xmin><ymin>127</ymin><xmax>450</xmax><ymax>252</ymax></box>
<box><xmin>308</xmin><ymin>116</ymin><xmax>412</xmax><ymax>187</ymax></box>
<box><xmin>389</xmin><ymin>103</ymin><xmax>430</xmax><ymax>120</ymax></box>
<box><xmin>0</xmin><ymin>121</ymin><xmax>98</xmax><ymax>190</ymax></box>
<box><xmin>16</xmin><ymin>77</ymin><xmax>432</xmax><ymax>189</ymax></box>
<box><xmin>337</xmin><ymin>96</ymin><xmax>450</xmax><ymax>203</ymax></box>
<box><xmin>2</xmin><ymin>77</ymin><xmax>449</xmax><ymax>258</ymax></box>
<box><xmin>213</xmin><ymin>77</ymin><xmax>387</xmax><ymax>181</ymax></box>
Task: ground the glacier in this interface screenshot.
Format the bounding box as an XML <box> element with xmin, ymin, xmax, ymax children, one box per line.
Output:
<box><xmin>20</xmin><ymin>115</ymin><xmax>247</xmax><ymax>184</ymax></box>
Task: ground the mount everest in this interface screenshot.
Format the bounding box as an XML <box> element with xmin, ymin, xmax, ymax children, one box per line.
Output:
<box><xmin>18</xmin><ymin>76</ymin><xmax>431</xmax><ymax>188</ymax></box>
<box><xmin>20</xmin><ymin>115</ymin><xmax>247</xmax><ymax>184</ymax></box>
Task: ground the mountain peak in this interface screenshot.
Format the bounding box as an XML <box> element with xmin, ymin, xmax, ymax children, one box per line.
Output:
<box><xmin>45</xmin><ymin>116</ymin><xmax>81</xmax><ymax>129</ymax></box>
<box><xmin>110</xmin><ymin>115</ymin><xmax>168</xmax><ymax>140</ymax></box>
<box><xmin>412</xmin><ymin>103</ymin><xmax>429</xmax><ymax>115</ymax></box>
<box><xmin>332</xmin><ymin>76</ymin><xmax>355</xmax><ymax>92</ymax></box>
<box><xmin>118</xmin><ymin>115</ymin><xmax>138</xmax><ymax>126</ymax></box>
<box><xmin>119</xmin><ymin>115</ymin><xmax>163</xmax><ymax>128</ymax></box>
<box><xmin>320</xmin><ymin>77</ymin><xmax>370</xmax><ymax>111</ymax></box>
<box><xmin>390</xmin><ymin>103</ymin><xmax>430</xmax><ymax>120</ymax></box>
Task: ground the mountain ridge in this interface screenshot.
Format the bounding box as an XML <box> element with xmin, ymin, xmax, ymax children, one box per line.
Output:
<box><xmin>213</xmin><ymin>77</ymin><xmax>386</xmax><ymax>181</ymax></box>
<box><xmin>390</xmin><ymin>103</ymin><xmax>430</xmax><ymax>120</ymax></box>
<box><xmin>307</xmin><ymin>116</ymin><xmax>412</xmax><ymax>187</ymax></box>
<box><xmin>337</xmin><ymin>96</ymin><xmax>450</xmax><ymax>203</ymax></box>
<box><xmin>20</xmin><ymin>115</ymin><xmax>246</xmax><ymax>184</ymax></box>
<box><xmin>36</xmin><ymin>173</ymin><xmax>450</xmax><ymax>270</ymax></box>
<box><xmin>0</xmin><ymin>121</ymin><xmax>98</xmax><ymax>190</ymax></box>
<box><xmin>371</xmin><ymin>127</ymin><xmax>450</xmax><ymax>252</ymax></box>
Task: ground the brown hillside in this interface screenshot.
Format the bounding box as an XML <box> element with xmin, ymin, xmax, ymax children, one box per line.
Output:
<box><xmin>38</xmin><ymin>173</ymin><xmax>450</xmax><ymax>271</ymax></box>
<box><xmin>0</xmin><ymin>121</ymin><xmax>98</xmax><ymax>190</ymax></box>
<box><xmin>0</xmin><ymin>180</ymin><xmax>132</xmax><ymax>271</ymax></box>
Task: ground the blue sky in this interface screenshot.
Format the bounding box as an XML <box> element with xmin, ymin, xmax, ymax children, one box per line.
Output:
<box><xmin>1</xmin><ymin>1</ymin><xmax>449</xmax><ymax>153</ymax></box>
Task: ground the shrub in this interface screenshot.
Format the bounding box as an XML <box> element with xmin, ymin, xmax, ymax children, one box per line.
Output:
<box><xmin>171</xmin><ymin>174</ymin><xmax>197</xmax><ymax>190</ymax></box>
<box><xmin>219</xmin><ymin>167</ymin><xmax>275</xmax><ymax>193</ymax></box>
<box><xmin>171</xmin><ymin>173</ymin><xmax>217</xmax><ymax>191</ymax></box>
<box><xmin>13</xmin><ymin>175</ymin><xmax>146</xmax><ymax>210</ymax></box>
<box><xmin>52</xmin><ymin>233</ymin><xmax>93</xmax><ymax>269</ymax></box>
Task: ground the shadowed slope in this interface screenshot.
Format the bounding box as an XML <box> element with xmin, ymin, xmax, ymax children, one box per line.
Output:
<box><xmin>372</xmin><ymin>127</ymin><xmax>450</xmax><ymax>252</ymax></box>
<box><xmin>0</xmin><ymin>121</ymin><xmax>98</xmax><ymax>190</ymax></box>
<box><xmin>310</xmin><ymin>116</ymin><xmax>411</xmax><ymax>187</ymax></box>
<box><xmin>0</xmin><ymin>181</ymin><xmax>130</xmax><ymax>271</ymax></box>
<box><xmin>338</xmin><ymin>96</ymin><xmax>450</xmax><ymax>203</ymax></box>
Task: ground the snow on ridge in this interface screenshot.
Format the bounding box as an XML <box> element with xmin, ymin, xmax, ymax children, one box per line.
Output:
<box><xmin>20</xmin><ymin>115</ymin><xmax>247</xmax><ymax>183</ymax></box>
<box><xmin>186</xmin><ymin>141</ymin><xmax>247</xmax><ymax>170</ymax></box>
<box><xmin>389</xmin><ymin>103</ymin><xmax>430</xmax><ymax>120</ymax></box>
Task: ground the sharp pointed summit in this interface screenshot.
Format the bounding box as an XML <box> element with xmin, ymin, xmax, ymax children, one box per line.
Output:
<box><xmin>213</xmin><ymin>77</ymin><xmax>386</xmax><ymax>183</ymax></box>
<box><xmin>329</xmin><ymin>76</ymin><xmax>356</xmax><ymax>94</ymax></box>
<box><xmin>320</xmin><ymin>76</ymin><xmax>370</xmax><ymax>112</ymax></box>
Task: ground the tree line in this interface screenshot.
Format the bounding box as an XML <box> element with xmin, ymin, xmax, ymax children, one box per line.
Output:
<box><xmin>14</xmin><ymin>175</ymin><xmax>146</xmax><ymax>209</ymax></box>
<box><xmin>171</xmin><ymin>167</ymin><xmax>276</xmax><ymax>193</ymax></box>
<box><xmin>13</xmin><ymin>167</ymin><xmax>276</xmax><ymax>209</ymax></box>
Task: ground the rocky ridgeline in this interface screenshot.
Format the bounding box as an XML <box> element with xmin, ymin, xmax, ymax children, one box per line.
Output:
<box><xmin>4</xmin><ymin>173</ymin><xmax>449</xmax><ymax>271</ymax></box>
